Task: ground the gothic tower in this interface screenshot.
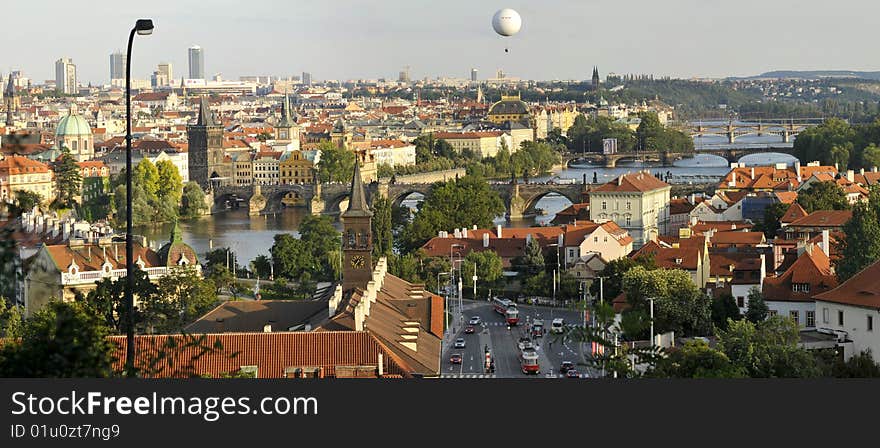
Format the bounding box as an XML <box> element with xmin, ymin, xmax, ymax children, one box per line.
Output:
<box><xmin>342</xmin><ymin>161</ymin><xmax>373</xmax><ymax>292</ymax></box>
<box><xmin>274</xmin><ymin>93</ymin><xmax>300</xmax><ymax>145</ymax></box>
<box><xmin>592</xmin><ymin>66</ymin><xmax>600</xmax><ymax>91</ymax></box>
<box><xmin>187</xmin><ymin>96</ymin><xmax>224</xmax><ymax>188</ymax></box>
<box><xmin>5</xmin><ymin>74</ymin><xmax>17</xmax><ymax>128</ymax></box>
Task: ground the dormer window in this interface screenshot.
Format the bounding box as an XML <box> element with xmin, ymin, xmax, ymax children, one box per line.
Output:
<box><xmin>793</xmin><ymin>283</ymin><xmax>810</xmax><ymax>293</ymax></box>
<box><xmin>675</xmin><ymin>258</ymin><xmax>683</xmax><ymax>264</ymax></box>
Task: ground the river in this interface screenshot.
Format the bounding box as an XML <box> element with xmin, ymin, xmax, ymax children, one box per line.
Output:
<box><xmin>137</xmin><ymin>151</ymin><xmax>798</xmax><ymax>265</ymax></box>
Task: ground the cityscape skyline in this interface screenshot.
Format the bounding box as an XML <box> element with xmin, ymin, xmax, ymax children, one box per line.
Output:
<box><xmin>4</xmin><ymin>0</ymin><xmax>880</xmax><ymax>85</ymax></box>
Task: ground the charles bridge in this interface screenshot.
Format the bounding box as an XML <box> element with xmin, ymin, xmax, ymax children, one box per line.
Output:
<box><xmin>206</xmin><ymin>169</ymin><xmax>588</xmax><ymax>220</ymax></box>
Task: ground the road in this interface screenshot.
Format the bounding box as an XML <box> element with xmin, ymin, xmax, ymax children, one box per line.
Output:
<box><xmin>441</xmin><ymin>300</ymin><xmax>591</xmax><ymax>379</ymax></box>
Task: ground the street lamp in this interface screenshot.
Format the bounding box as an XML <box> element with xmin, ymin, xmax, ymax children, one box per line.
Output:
<box><xmin>124</xmin><ymin>18</ymin><xmax>154</xmax><ymax>377</ymax></box>
<box><xmin>438</xmin><ymin>271</ymin><xmax>450</xmax><ymax>335</ymax></box>
<box><xmin>548</xmin><ymin>243</ymin><xmax>561</xmax><ymax>303</ymax></box>
<box><xmin>648</xmin><ymin>297</ymin><xmax>655</xmax><ymax>350</ymax></box>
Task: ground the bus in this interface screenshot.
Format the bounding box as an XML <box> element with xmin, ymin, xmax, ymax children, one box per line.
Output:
<box><xmin>492</xmin><ymin>298</ymin><xmax>520</xmax><ymax>325</ymax></box>
<box><xmin>520</xmin><ymin>349</ymin><xmax>539</xmax><ymax>374</ymax></box>
<box><xmin>551</xmin><ymin>318</ymin><xmax>565</xmax><ymax>334</ymax></box>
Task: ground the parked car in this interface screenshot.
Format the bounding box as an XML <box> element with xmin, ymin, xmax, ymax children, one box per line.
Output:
<box><xmin>453</xmin><ymin>338</ymin><xmax>466</xmax><ymax>349</ymax></box>
<box><xmin>560</xmin><ymin>361</ymin><xmax>574</xmax><ymax>374</ymax></box>
<box><xmin>468</xmin><ymin>316</ymin><xmax>482</xmax><ymax>325</ymax></box>
<box><xmin>566</xmin><ymin>369</ymin><xmax>580</xmax><ymax>378</ymax></box>
<box><xmin>450</xmin><ymin>353</ymin><xmax>462</xmax><ymax>364</ymax></box>
<box><xmin>464</xmin><ymin>325</ymin><xmax>475</xmax><ymax>334</ymax></box>
<box><xmin>518</xmin><ymin>337</ymin><xmax>533</xmax><ymax>351</ymax></box>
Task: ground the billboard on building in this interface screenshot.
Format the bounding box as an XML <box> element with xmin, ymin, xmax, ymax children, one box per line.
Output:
<box><xmin>602</xmin><ymin>138</ymin><xmax>618</xmax><ymax>154</ymax></box>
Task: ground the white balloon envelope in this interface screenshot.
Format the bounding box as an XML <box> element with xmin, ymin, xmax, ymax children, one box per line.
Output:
<box><xmin>492</xmin><ymin>8</ymin><xmax>522</xmax><ymax>37</ymax></box>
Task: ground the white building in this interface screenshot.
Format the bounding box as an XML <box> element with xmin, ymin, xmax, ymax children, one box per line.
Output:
<box><xmin>369</xmin><ymin>140</ymin><xmax>416</xmax><ymax>168</ymax></box>
<box><xmin>813</xmin><ymin>258</ymin><xmax>880</xmax><ymax>360</ymax></box>
<box><xmin>590</xmin><ymin>171</ymin><xmax>671</xmax><ymax>248</ymax></box>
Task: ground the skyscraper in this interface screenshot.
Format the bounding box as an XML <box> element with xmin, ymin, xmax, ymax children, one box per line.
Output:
<box><xmin>471</xmin><ymin>68</ymin><xmax>478</xmax><ymax>82</ymax></box>
<box><xmin>55</xmin><ymin>57</ymin><xmax>77</xmax><ymax>94</ymax></box>
<box><xmin>188</xmin><ymin>46</ymin><xmax>205</xmax><ymax>80</ymax></box>
<box><xmin>301</xmin><ymin>72</ymin><xmax>312</xmax><ymax>86</ymax></box>
<box><xmin>398</xmin><ymin>66</ymin><xmax>410</xmax><ymax>83</ymax></box>
<box><xmin>158</xmin><ymin>63</ymin><xmax>173</xmax><ymax>85</ymax></box>
<box><xmin>110</xmin><ymin>51</ymin><xmax>126</xmax><ymax>82</ymax></box>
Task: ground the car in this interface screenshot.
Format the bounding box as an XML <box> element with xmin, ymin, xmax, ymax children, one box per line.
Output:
<box><xmin>560</xmin><ymin>361</ymin><xmax>574</xmax><ymax>374</ymax></box>
<box><xmin>450</xmin><ymin>353</ymin><xmax>462</xmax><ymax>364</ymax></box>
<box><xmin>453</xmin><ymin>338</ymin><xmax>466</xmax><ymax>349</ymax></box>
<box><xmin>464</xmin><ymin>325</ymin><xmax>475</xmax><ymax>334</ymax></box>
<box><xmin>566</xmin><ymin>369</ymin><xmax>580</xmax><ymax>378</ymax></box>
<box><xmin>468</xmin><ymin>316</ymin><xmax>482</xmax><ymax>325</ymax></box>
<box><xmin>517</xmin><ymin>337</ymin><xmax>533</xmax><ymax>351</ymax></box>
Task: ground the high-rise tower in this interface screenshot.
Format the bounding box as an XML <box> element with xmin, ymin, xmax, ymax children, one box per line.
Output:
<box><xmin>188</xmin><ymin>46</ymin><xmax>205</xmax><ymax>80</ymax></box>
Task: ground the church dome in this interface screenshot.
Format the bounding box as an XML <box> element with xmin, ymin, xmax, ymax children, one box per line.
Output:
<box><xmin>157</xmin><ymin>221</ymin><xmax>199</xmax><ymax>267</ymax></box>
<box><xmin>488</xmin><ymin>94</ymin><xmax>529</xmax><ymax>116</ymax></box>
<box><xmin>55</xmin><ymin>104</ymin><xmax>92</xmax><ymax>137</ymax></box>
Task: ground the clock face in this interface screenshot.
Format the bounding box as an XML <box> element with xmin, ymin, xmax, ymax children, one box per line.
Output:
<box><xmin>350</xmin><ymin>255</ymin><xmax>365</xmax><ymax>269</ymax></box>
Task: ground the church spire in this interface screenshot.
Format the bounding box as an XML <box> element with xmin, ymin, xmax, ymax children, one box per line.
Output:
<box><xmin>196</xmin><ymin>95</ymin><xmax>214</xmax><ymax>126</ymax></box>
<box><xmin>5</xmin><ymin>74</ymin><xmax>15</xmax><ymax>127</ymax></box>
<box><xmin>278</xmin><ymin>91</ymin><xmax>293</xmax><ymax>127</ymax></box>
<box><xmin>342</xmin><ymin>160</ymin><xmax>372</xmax><ymax>218</ymax></box>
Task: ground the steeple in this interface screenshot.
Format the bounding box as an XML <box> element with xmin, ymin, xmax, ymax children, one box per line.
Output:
<box><xmin>5</xmin><ymin>74</ymin><xmax>15</xmax><ymax>127</ymax></box>
<box><xmin>170</xmin><ymin>220</ymin><xmax>182</xmax><ymax>243</ymax></box>
<box><xmin>278</xmin><ymin>92</ymin><xmax>293</xmax><ymax>127</ymax></box>
<box><xmin>342</xmin><ymin>161</ymin><xmax>372</xmax><ymax>218</ymax></box>
<box><xmin>196</xmin><ymin>95</ymin><xmax>214</xmax><ymax>126</ymax></box>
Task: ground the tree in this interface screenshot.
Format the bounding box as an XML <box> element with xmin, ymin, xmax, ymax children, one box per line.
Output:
<box><xmin>401</xmin><ymin>175</ymin><xmax>505</xmax><ymax>250</ymax></box>
<box><xmin>0</xmin><ymin>299</ymin><xmax>24</xmax><ymax>339</ymax></box>
<box><xmin>144</xmin><ymin>267</ymin><xmax>218</xmax><ymax>333</ymax></box>
<box><xmin>832</xmin><ymin>350</ymin><xmax>880</xmax><ymax>377</ymax></box>
<box><xmin>53</xmin><ymin>147</ymin><xmax>82</xmax><ymax>208</ymax></box>
<box><xmin>180</xmin><ymin>182</ymin><xmax>207</xmax><ymax>219</ymax></box>
<box><xmin>711</xmin><ymin>292</ymin><xmax>741</xmax><ymax>330</ymax></box>
<box><xmin>14</xmin><ymin>190</ymin><xmax>43</xmax><ymax>213</ymax></box>
<box><xmin>156</xmin><ymin>160</ymin><xmax>183</xmax><ymax>204</ymax></box>
<box><xmin>270</xmin><ymin>216</ymin><xmax>342</xmax><ymax>283</ymax></box>
<box><xmin>793</xmin><ymin>118</ymin><xmax>856</xmax><ymax>168</ymax></box>
<box><xmin>389</xmin><ymin>253</ymin><xmax>423</xmax><ymax>286</ymax></box>
<box><xmin>462</xmin><ymin>250</ymin><xmax>504</xmax><ymax>296</ymax></box>
<box><xmin>514</xmin><ymin>239</ymin><xmax>545</xmax><ymax>275</ymax></box>
<box><xmin>371</xmin><ymin>195</ymin><xmax>393</xmax><ymax>258</ymax></box>
<box><xmin>251</xmin><ymin>254</ymin><xmax>272</xmax><ymax>279</ymax></box>
<box><xmin>796</xmin><ymin>181</ymin><xmax>850</xmax><ymax>213</ymax></box>
<box><xmin>648</xmin><ymin>340</ymin><xmax>746</xmax><ymax>378</ymax></box>
<box><xmin>836</xmin><ymin>201</ymin><xmax>880</xmax><ymax>281</ymax></box>
<box><xmin>862</xmin><ymin>144</ymin><xmax>880</xmax><ymax>170</ymax></box>
<box><xmin>744</xmin><ymin>287</ymin><xmax>768</xmax><ymax>323</ymax></box>
<box><xmin>590</xmin><ymin>255</ymin><xmax>656</xmax><ymax>299</ymax></box>
<box><xmin>716</xmin><ymin>316</ymin><xmax>821</xmax><ymax>378</ymax></box>
<box><xmin>315</xmin><ymin>141</ymin><xmax>356</xmax><ymax>183</ymax></box>
<box><xmin>0</xmin><ymin>301</ymin><xmax>116</xmax><ymax>378</ymax></box>
<box><xmin>81</xmin><ymin>268</ymin><xmax>158</xmax><ymax>334</ymax></box>
<box><xmin>755</xmin><ymin>201</ymin><xmax>789</xmax><ymax>239</ymax></box>
<box><xmin>621</xmin><ymin>266</ymin><xmax>712</xmax><ymax>337</ymax></box>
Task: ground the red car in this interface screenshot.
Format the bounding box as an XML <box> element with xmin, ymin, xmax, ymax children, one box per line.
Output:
<box><xmin>450</xmin><ymin>354</ymin><xmax>463</xmax><ymax>364</ymax></box>
<box><xmin>464</xmin><ymin>325</ymin><xmax>475</xmax><ymax>334</ymax></box>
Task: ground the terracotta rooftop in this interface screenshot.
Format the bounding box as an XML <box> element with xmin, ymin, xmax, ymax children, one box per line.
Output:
<box><xmin>813</xmin><ymin>258</ymin><xmax>880</xmax><ymax>309</ymax></box>
<box><xmin>593</xmin><ymin>171</ymin><xmax>670</xmax><ymax>193</ymax></box>
<box><xmin>787</xmin><ymin>210</ymin><xmax>853</xmax><ymax>228</ymax></box>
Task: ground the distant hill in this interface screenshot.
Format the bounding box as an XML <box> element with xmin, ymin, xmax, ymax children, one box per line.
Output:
<box><xmin>736</xmin><ymin>70</ymin><xmax>880</xmax><ymax>80</ymax></box>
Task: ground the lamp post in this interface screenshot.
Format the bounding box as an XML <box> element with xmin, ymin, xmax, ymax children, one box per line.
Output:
<box><xmin>548</xmin><ymin>243</ymin><xmax>561</xmax><ymax>304</ymax></box>
<box><xmin>438</xmin><ymin>271</ymin><xmax>450</xmax><ymax>335</ymax></box>
<box><xmin>124</xmin><ymin>18</ymin><xmax>154</xmax><ymax>377</ymax></box>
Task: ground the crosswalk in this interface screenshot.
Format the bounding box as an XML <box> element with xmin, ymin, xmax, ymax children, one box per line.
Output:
<box><xmin>441</xmin><ymin>373</ymin><xmax>497</xmax><ymax>379</ymax></box>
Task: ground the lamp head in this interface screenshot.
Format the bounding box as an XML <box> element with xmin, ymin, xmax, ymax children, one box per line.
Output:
<box><xmin>135</xmin><ymin>19</ymin><xmax>154</xmax><ymax>35</ymax></box>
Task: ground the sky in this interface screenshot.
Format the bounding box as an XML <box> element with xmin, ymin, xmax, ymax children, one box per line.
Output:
<box><xmin>4</xmin><ymin>0</ymin><xmax>880</xmax><ymax>85</ymax></box>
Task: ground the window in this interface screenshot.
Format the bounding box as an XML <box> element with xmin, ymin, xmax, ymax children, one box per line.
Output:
<box><xmin>602</xmin><ymin>201</ymin><xmax>607</xmax><ymax>210</ymax></box>
<box><xmin>792</xmin><ymin>283</ymin><xmax>810</xmax><ymax>293</ymax></box>
<box><xmin>806</xmin><ymin>311</ymin><xmax>815</xmax><ymax>328</ymax></box>
<box><xmin>838</xmin><ymin>310</ymin><xmax>844</xmax><ymax>326</ymax></box>
<box><xmin>769</xmin><ymin>310</ymin><xmax>778</xmax><ymax>317</ymax></box>
<box><xmin>625</xmin><ymin>216</ymin><xmax>631</xmax><ymax>227</ymax></box>
<box><xmin>736</xmin><ymin>297</ymin><xmax>744</xmax><ymax>307</ymax></box>
<box><xmin>789</xmin><ymin>310</ymin><xmax>799</xmax><ymax>325</ymax></box>
<box><xmin>822</xmin><ymin>308</ymin><xmax>829</xmax><ymax>324</ymax></box>
<box><xmin>868</xmin><ymin>315</ymin><xmax>874</xmax><ymax>332</ymax></box>
<box><xmin>626</xmin><ymin>201</ymin><xmax>631</xmax><ymax>210</ymax></box>
<box><xmin>593</xmin><ymin>236</ymin><xmax>598</xmax><ymax>243</ymax></box>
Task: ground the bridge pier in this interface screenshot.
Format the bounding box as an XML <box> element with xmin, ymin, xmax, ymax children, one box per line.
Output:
<box><xmin>248</xmin><ymin>185</ymin><xmax>267</xmax><ymax>216</ymax></box>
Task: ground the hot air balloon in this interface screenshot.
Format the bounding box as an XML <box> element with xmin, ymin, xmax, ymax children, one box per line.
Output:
<box><xmin>492</xmin><ymin>8</ymin><xmax>522</xmax><ymax>53</ymax></box>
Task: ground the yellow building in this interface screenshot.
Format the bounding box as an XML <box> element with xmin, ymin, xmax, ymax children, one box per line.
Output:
<box><xmin>487</xmin><ymin>93</ymin><xmax>530</xmax><ymax>125</ymax></box>
<box><xmin>433</xmin><ymin>131</ymin><xmax>511</xmax><ymax>158</ymax></box>
<box><xmin>0</xmin><ymin>155</ymin><xmax>54</xmax><ymax>203</ymax></box>
<box><xmin>279</xmin><ymin>150</ymin><xmax>315</xmax><ymax>185</ymax></box>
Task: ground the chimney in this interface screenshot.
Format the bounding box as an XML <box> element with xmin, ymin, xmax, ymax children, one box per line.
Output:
<box><xmin>526</xmin><ymin>233</ymin><xmax>532</xmax><ymax>245</ymax></box>
<box><xmin>846</xmin><ymin>170</ymin><xmax>854</xmax><ymax>183</ymax></box>
<box><xmin>728</xmin><ymin>171</ymin><xmax>736</xmax><ymax>188</ymax></box>
<box><xmin>472</xmin><ymin>225</ymin><xmax>477</xmax><ymax>230</ymax></box>
<box><xmin>860</xmin><ymin>168</ymin><xmax>865</xmax><ymax>176</ymax></box>
<box><xmin>263</xmin><ymin>324</ymin><xmax>272</xmax><ymax>333</ymax></box>
<box><xmin>378</xmin><ymin>353</ymin><xmax>384</xmax><ymax>377</ymax></box>
<box><xmin>821</xmin><ymin>229</ymin><xmax>830</xmax><ymax>256</ymax></box>
<box><xmin>453</xmin><ymin>228</ymin><xmax>461</xmax><ymax>238</ymax></box>
<box><xmin>834</xmin><ymin>162</ymin><xmax>839</xmax><ymax>171</ymax></box>
<box><xmin>690</xmin><ymin>216</ymin><xmax>698</xmax><ymax>227</ymax></box>
<box><xmin>794</xmin><ymin>160</ymin><xmax>801</xmax><ymax>180</ymax></box>
<box><xmin>873</xmin><ymin>166</ymin><xmax>878</xmax><ymax>172</ymax></box>
<box><xmin>483</xmin><ymin>233</ymin><xmax>489</xmax><ymax>248</ymax></box>
<box><xmin>558</xmin><ymin>233</ymin><xmax>564</xmax><ymax>247</ymax></box>
<box><xmin>617</xmin><ymin>175</ymin><xmax>623</xmax><ymax>186</ymax></box>
<box><xmin>688</xmin><ymin>193</ymin><xmax>695</xmax><ymax>205</ymax></box>
<box><xmin>496</xmin><ymin>225</ymin><xmax>502</xmax><ymax>238</ymax></box>
<box><xmin>750</xmin><ymin>167</ymin><xmax>755</xmax><ymax>180</ymax></box>
<box><xmin>62</xmin><ymin>220</ymin><xmax>70</xmax><ymax>241</ymax></box>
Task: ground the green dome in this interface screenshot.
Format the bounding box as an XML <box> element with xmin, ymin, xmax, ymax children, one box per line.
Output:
<box><xmin>55</xmin><ymin>105</ymin><xmax>92</xmax><ymax>137</ymax></box>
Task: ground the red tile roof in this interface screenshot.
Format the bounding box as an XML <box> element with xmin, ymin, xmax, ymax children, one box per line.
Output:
<box><xmin>593</xmin><ymin>171</ymin><xmax>670</xmax><ymax>193</ymax></box>
<box><xmin>0</xmin><ymin>155</ymin><xmax>50</xmax><ymax>175</ymax></box>
<box><xmin>787</xmin><ymin>210</ymin><xmax>853</xmax><ymax>228</ymax></box>
<box><xmin>781</xmin><ymin>202</ymin><xmax>808</xmax><ymax>224</ymax></box>
<box><xmin>813</xmin><ymin>258</ymin><xmax>880</xmax><ymax>308</ymax></box>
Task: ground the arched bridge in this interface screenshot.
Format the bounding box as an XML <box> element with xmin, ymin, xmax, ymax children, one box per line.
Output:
<box><xmin>564</xmin><ymin>145</ymin><xmax>798</xmax><ymax>168</ymax></box>
<box><xmin>682</xmin><ymin>119</ymin><xmax>823</xmax><ymax>143</ymax></box>
<box><xmin>210</xmin><ymin>179</ymin><xmax>588</xmax><ymax>221</ymax></box>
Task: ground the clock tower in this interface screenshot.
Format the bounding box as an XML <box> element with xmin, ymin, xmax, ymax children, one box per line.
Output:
<box><xmin>342</xmin><ymin>161</ymin><xmax>373</xmax><ymax>292</ymax></box>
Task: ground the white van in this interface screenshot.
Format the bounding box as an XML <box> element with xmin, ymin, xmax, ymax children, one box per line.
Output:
<box><xmin>550</xmin><ymin>318</ymin><xmax>565</xmax><ymax>334</ymax></box>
